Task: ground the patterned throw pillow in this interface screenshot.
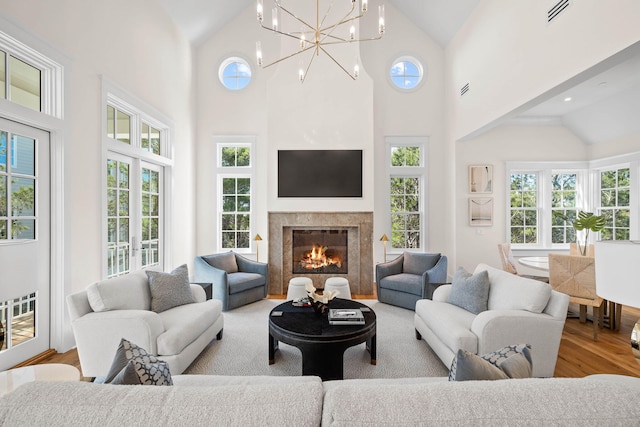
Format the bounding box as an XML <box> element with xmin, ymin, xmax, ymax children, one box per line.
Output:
<box><xmin>449</xmin><ymin>344</ymin><xmax>533</xmax><ymax>381</ymax></box>
<box><xmin>105</xmin><ymin>338</ymin><xmax>173</xmax><ymax>386</ymax></box>
<box><xmin>146</xmin><ymin>264</ymin><xmax>195</xmax><ymax>313</ymax></box>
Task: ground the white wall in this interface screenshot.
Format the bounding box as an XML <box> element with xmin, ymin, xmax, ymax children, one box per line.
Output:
<box><xmin>455</xmin><ymin>125</ymin><xmax>587</xmax><ymax>272</ymax></box>
<box><xmin>1</xmin><ymin>0</ymin><xmax>195</xmax><ymax>351</ymax></box>
<box><xmin>195</xmin><ymin>1</ymin><xmax>447</xmax><ymax>266</ymax></box>
<box><xmin>446</xmin><ymin>1</ymin><xmax>640</xmax><ymax>272</ymax></box>
<box><xmin>448</xmin><ymin>0</ymin><xmax>640</xmax><ymax>141</ymax></box>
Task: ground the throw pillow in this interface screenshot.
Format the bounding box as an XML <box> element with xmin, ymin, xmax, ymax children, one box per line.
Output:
<box><xmin>481</xmin><ymin>344</ymin><xmax>533</xmax><ymax>379</ymax></box>
<box><xmin>449</xmin><ymin>349</ymin><xmax>509</xmax><ymax>381</ymax></box>
<box><xmin>449</xmin><ymin>344</ymin><xmax>533</xmax><ymax>381</ymax></box>
<box><xmin>448</xmin><ymin>267</ymin><xmax>491</xmax><ymax>314</ymax></box>
<box><xmin>203</xmin><ymin>251</ymin><xmax>239</xmax><ymax>274</ymax></box>
<box><xmin>403</xmin><ymin>252</ymin><xmax>440</xmax><ymax>276</ymax></box>
<box><xmin>146</xmin><ymin>264</ymin><xmax>195</xmax><ymax>313</ymax></box>
<box><xmin>105</xmin><ymin>338</ymin><xmax>173</xmax><ymax>386</ymax></box>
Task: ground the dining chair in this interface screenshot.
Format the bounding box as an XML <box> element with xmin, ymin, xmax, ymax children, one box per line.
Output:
<box><xmin>496</xmin><ymin>243</ymin><xmax>549</xmax><ymax>283</ymax></box>
<box><xmin>569</xmin><ymin>243</ymin><xmax>595</xmax><ymax>257</ymax></box>
<box><xmin>548</xmin><ymin>253</ymin><xmax>604</xmax><ymax>341</ymax></box>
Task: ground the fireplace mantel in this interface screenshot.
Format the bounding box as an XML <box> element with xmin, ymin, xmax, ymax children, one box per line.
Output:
<box><xmin>268</xmin><ymin>212</ymin><xmax>373</xmax><ymax>295</ymax></box>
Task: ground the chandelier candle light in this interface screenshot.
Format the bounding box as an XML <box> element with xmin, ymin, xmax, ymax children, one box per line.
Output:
<box><xmin>256</xmin><ymin>0</ymin><xmax>385</xmax><ymax>83</ymax></box>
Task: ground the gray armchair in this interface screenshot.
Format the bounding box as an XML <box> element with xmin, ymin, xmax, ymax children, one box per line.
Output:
<box><xmin>376</xmin><ymin>252</ymin><xmax>448</xmax><ymax>310</ymax></box>
<box><xmin>194</xmin><ymin>251</ymin><xmax>268</xmax><ymax>311</ymax></box>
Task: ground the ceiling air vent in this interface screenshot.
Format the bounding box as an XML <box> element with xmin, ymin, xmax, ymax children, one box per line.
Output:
<box><xmin>460</xmin><ymin>83</ymin><xmax>470</xmax><ymax>97</ymax></box>
<box><xmin>548</xmin><ymin>0</ymin><xmax>570</xmax><ymax>23</ymax></box>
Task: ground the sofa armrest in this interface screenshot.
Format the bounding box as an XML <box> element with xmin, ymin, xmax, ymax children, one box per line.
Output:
<box><xmin>422</xmin><ymin>255</ymin><xmax>448</xmax><ymax>296</ymax></box>
<box><xmin>235</xmin><ymin>253</ymin><xmax>268</xmax><ymax>277</ymax></box>
<box><xmin>543</xmin><ymin>290</ymin><xmax>570</xmax><ymax>320</ymax></box>
<box><xmin>72</xmin><ymin>310</ymin><xmax>165</xmax><ymax>377</ymax></box>
<box><xmin>376</xmin><ymin>254</ymin><xmax>404</xmax><ymax>282</ymax></box>
<box><xmin>432</xmin><ymin>285</ymin><xmax>452</xmax><ymax>302</ymax></box>
<box><xmin>471</xmin><ymin>309</ymin><xmax>567</xmax><ymax>377</ymax></box>
<box><xmin>189</xmin><ymin>284</ymin><xmax>206</xmax><ymax>303</ymax></box>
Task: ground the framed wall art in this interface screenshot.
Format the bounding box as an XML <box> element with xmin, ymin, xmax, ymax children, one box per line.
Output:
<box><xmin>469</xmin><ymin>197</ymin><xmax>493</xmax><ymax>226</ymax></box>
<box><xmin>469</xmin><ymin>165</ymin><xmax>493</xmax><ymax>193</ymax></box>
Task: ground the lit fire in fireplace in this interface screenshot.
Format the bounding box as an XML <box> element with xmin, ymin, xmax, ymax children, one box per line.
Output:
<box><xmin>299</xmin><ymin>245</ymin><xmax>342</xmax><ymax>270</ymax></box>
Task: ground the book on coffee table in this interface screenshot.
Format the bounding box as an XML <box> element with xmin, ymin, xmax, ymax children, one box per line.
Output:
<box><xmin>329</xmin><ymin>309</ymin><xmax>365</xmax><ymax>325</ymax></box>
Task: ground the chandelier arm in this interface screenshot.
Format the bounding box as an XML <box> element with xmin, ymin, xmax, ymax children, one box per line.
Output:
<box><xmin>261</xmin><ymin>45</ymin><xmax>316</xmax><ymax>69</ymax></box>
<box><xmin>300</xmin><ymin>48</ymin><xmax>319</xmax><ymax>83</ymax></box>
<box><xmin>318</xmin><ymin>45</ymin><xmax>357</xmax><ymax>81</ymax></box>
<box><xmin>318</xmin><ymin>2</ymin><xmax>358</xmax><ymax>45</ymax></box>
<box><xmin>259</xmin><ymin>23</ymin><xmax>313</xmax><ymax>42</ymax></box>
<box><xmin>273</xmin><ymin>1</ymin><xmax>316</xmax><ymax>33</ymax></box>
<box><xmin>319</xmin><ymin>11</ymin><xmax>365</xmax><ymax>34</ymax></box>
<box><xmin>321</xmin><ymin>34</ymin><xmax>383</xmax><ymax>46</ymax></box>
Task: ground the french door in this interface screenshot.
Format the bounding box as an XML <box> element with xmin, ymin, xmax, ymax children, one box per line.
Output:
<box><xmin>0</xmin><ymin>118</ymin><xmax>50</xmax><ymax>370</ymax></box>
<box><xmin>107</xmin><ymin>152</ymin><xmax>163</xmax><ymax>277</ymax></box>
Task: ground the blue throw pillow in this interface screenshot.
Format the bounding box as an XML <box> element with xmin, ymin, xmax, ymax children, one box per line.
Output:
<box><xmin>448</xmin><ymin>266</ymin><xmax>490</xmax><ymax>314</ymax></box>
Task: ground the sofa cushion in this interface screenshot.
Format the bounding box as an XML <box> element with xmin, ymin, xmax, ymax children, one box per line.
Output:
<box><xmin>414</xmin><ymin>299</ymin><xmax>478</xmax><ymax>354</ymax></box>
<box><xmin>403</xmin><ymin>252</ymin><xmax>440</xmax><ymax>275</ymax></box>
<box><xmin>228</xmin><ymin>272</ymin><xmax>266</xmax><ymax>294</ymax></box>
<box><xmin>448</xmin><ymin>267</ymin><xmax>490</xmax><ymax>315</ymax></box>
<box><xmin>105</xmin><ymin>338</ymin><xmax>173</xmax><ymax>385</ymax></box>
<box><xmin>157</xmin><ymin>299</ymin><xmax>222</xmax><ymax>356</ymax></box>
<box><xmin>203</xmin><ymin>251</ymin><xmax>239</xmax><ymax>274</ymax></box>
<box><xmin>147</xmin><ymin>264</ymin><xmax>196</xmax><ymax>313</ymax></box>
<box><xmin>475</xmin><ymin>263</ymin><xmax>552</xmax><ymax>313</ymax></box>
<box><xmin>86</xmin><ymin>270</ymin><xmax>151</xmax><ymax>312</ymax></box>
<box><xmin>379</xmin><ymin>273</ymin><xmax>423</xmax><ymax>296</ymax></box>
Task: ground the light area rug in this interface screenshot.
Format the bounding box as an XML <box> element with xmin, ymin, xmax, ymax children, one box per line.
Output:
<box><xmin>184</xmin><ymin>299</ymin><xmax>449</xmax><ymax>379</ymax></box>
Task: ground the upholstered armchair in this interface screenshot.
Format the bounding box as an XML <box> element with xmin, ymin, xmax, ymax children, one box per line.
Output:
<box><xmin>194</xmin><ymin>251</ymin><xmax>268</xmax><ymax>311</ymax></box>
<box><xmin>376</xmin><ymin>252</ymin><xmax>448</xmax><ymax>310</ymax></box>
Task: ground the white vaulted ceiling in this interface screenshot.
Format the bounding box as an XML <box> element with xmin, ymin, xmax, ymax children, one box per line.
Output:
<box><xmin>157</xmin><ymin>0</ymin><xmax>640</xmax><ymax>145</ymax></box>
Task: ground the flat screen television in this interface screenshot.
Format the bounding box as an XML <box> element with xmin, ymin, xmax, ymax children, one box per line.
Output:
<box><xmin>278</xmin><ymin>149</ymin><xmax>363</xmax><ymax>198</ymax></box>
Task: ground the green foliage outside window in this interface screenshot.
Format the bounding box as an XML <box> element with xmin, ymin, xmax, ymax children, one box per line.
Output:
<box><xmin>390</xmin><ymin>176</ymin><xmax>420</xmax><ymax>249</ymax></box>
<box><xmin>390</xmin><ymin>146</ymin><xmax>420</xmax><ymax>167</ymax></box>
<box><xmin>221</xmin><ymin>176</ymin><xmax>251</xmax><ymax>249</ymax></box>
<box><xmin>509</xmin><ymin>173</ymin><xmax>538</xmax><ymax>244</ymax></box>
<box><xmin>221</xmin><ymin>146</ymin><xmax>250</xmax><ymax>167</ymax></box>
<box><xmin>600</xmin><ymin>168</ymin><xmax>630</xmax><ymax>240</ymax></box>
<box><xmin>550</xmin><ymin>173</ymin><xmax>577</xmax><ymax>244</ymax></box>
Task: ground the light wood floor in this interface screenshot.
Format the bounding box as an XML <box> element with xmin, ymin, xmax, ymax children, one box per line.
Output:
<box><xmin>34</xmin><ymin>295</ymin><xmax>640</xmax><ymax>379</ymax></box>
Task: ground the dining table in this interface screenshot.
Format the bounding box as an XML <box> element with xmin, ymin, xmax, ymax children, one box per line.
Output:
<box><xmin>518</xmin><ymin>256</ymin><xmax>549</xmax><ymax>271</ymax></box>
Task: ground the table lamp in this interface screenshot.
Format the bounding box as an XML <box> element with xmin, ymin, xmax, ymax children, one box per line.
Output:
<box><xmin>380</xmin><ymin>234</ymin><xmax>389</xmax><ymax>262</ymax></box>
<box><xmin>594</xmin><ymin>240</ymin><xmax>640</xmax><ymax>362</ymax></box>
<box><xmin>254</xmin><ymin>234</ymin><xmax>263</xmax><ymax>262</ymax></box>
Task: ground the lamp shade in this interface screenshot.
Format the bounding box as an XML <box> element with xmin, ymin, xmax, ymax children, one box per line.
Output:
<box><xmin>594</xmin><ymin>240</ymin><xmax>640</xmax><ymax>308</ymax></box>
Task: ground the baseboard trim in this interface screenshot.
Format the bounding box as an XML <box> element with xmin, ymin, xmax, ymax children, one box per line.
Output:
<box><xmin>12</xmin><ymin>348</ymin><xmax>57</xmax><ymax>368</ymax></box>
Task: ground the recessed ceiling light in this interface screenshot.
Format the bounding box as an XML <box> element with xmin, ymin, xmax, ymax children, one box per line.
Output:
<box><xmin>564</xmin><ymin>97</ymin><xmax>572</xmax><ymax>102</ymax></box>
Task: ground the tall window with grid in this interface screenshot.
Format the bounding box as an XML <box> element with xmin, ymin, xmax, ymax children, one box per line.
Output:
<box><xmin>388</xmin><ymin>143</ymin><xmax>423</xmax><ymax>249</ymax></box>
<box><xmin>599</xmin><ymin>167</ymin><xmax>630</xmax><ymax>240</ymax></box>
<box><xmin>551</xmin><ymin>172</ymin><xmax>578</xmax><ymax>244</ymax></box>
<box><xmin>509</xmin><ymin>172</ymin><xmax>538</xmax><ymax>244</ymax></box>
<box><xmin>217</xmin><ymin>143</ymin><xmax>253</xmax><ymax>252</ymax></box>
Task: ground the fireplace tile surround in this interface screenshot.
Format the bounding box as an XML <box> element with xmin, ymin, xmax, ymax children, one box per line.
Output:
<box><xmin>268</xmin><ymin>212</ymin><xmax>373</xmax><ymax>295</ymax></box>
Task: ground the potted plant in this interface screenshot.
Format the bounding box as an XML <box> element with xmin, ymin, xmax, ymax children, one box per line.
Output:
<box><xmin>572</xmin><ymin>211</ymin><xmax>606</xmax><ymax>256</ymax></box>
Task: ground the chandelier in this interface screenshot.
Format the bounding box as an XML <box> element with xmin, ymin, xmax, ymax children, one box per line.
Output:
<box><xmin>255</xmin><ymin>0</ymin><xmax>385</xmax><ymax>83</ymax></box>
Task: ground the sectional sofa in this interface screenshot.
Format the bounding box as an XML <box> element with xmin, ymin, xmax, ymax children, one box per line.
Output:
<box><xmin>0</xmin><ymin>374</ymin><xmax>639</xmax><ymax>425</ymax></box>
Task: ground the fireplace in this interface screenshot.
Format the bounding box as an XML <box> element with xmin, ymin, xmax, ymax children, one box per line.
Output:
<box><xmin>292</xmin><ymin>229</ymin><xmax>348</xmax><ymax>274</ymax></box>
<box><xmin>268</xmin><ymin>212</ymin><xmax>373</xmax><ymax>295</ymax></box>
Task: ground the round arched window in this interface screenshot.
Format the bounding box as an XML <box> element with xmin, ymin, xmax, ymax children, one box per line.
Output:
<box><xmin>218</xmin><ymin>57</ymin><xmax>252</xmax><ymax>91</ymax></box>
<box><xmin>389</xmin><ymin>56</ymin><xmax>424</xmax><ymax>91</ymax></box>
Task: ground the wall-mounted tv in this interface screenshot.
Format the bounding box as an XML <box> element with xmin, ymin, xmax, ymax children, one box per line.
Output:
<box><xmin>278</xmin><ymin>149</ymin><xmax>363</xmax><ymax>198</ymax></box>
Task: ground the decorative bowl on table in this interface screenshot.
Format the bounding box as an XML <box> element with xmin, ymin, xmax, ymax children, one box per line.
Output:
<box><xmin>306</xmin><ymin>283</ymin><xmax>339</xmax><ymax>316</ymax></box>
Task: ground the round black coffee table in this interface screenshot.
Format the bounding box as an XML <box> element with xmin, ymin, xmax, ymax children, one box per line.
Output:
<box><xmin>268</xmin><ymin>298</ymin><xmax>376</xmax><ymax>381</ymax></box>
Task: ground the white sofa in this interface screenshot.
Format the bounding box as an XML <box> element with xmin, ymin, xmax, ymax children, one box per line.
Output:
<box><xmin>0</xmin><ymin>374</ymin><xmax>639</xmax><ymax>425</ymax></box>
<box><xmin>414</xmin><ymin>263</ymin><xmax>570</xmax><ymax>377</ymax></box>
<box><xmin>66</xmin><ymin>270</ymin><xmax>224</xmax><ymax>378</ymax></box>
